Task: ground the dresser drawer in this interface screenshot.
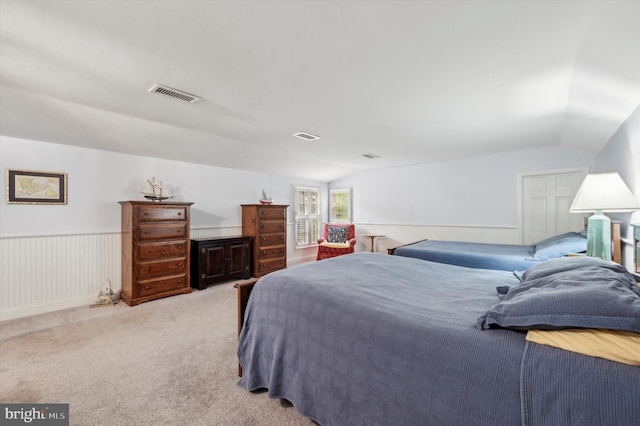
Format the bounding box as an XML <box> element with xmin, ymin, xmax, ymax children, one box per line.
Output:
<box><xmin>257</xmin><ymin>246</ymin><xmax>285</xmax><ymax>259</ymax></box>
<box><xmin>137</xmin><ymin>275</ymin><xmax>187</xmax><ymax>297</ymax></box>
<box><xmin>259</xmin><ymin>208</ymin><xmax>286</xmax><ymax>220</ymax></box>
<box><xmin>257</xmin><ymin>258</ymin><xmax>286</xmax><ymax>275</ymax></box>
<box><xmin>137</xmin><ymin>240</ymin><xmax>187</xmax><ymax>260</ymax></box>
<box><xmin>137</xmin><ymin>258</ymin><xmax>188</xmax><ymax>279</ymax></box>
<box><xmin>137</xmin><ymin>223</ymin><xmax>187</xmax><ymax>240</ymax></box>
<box><xmin>259</xmin><ymin>221</ymin><xmax>286</xmax><ymax>233</ymax></box>
<box><xmin>137</xmin><ymin>206</ymin><xmax>187</xmax><ymax>222</ymax></box>
<box><xmin>258</xmin><ymin>233</ymin><xmax>286</xmax><ymax>247</ymax></box>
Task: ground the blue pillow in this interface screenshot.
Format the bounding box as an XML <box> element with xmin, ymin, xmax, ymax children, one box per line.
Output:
<box><xmin>531</xmin><ymin>232</ymin><xmax>587</xmax><ymax>260</ymax></box>
<box><xmin>477</xmin><ymin>258</ymin><xmax>640</xmax><ymax>332</ymax></box>
<box><xmin>521</xmin><ymin>256</ymin><xmax>635</xmax><ymax>288</ymax></box>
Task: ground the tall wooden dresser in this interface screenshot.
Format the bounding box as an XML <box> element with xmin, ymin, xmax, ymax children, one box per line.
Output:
<box><xmin>242</xmin><ymin>204</ymin><xmax>288</xmax><ymax>277</ymax></box>
<box><xmin>119</xmin><ymin>201</ymin><xmax>193</xmax><ymax>306</ymax></box>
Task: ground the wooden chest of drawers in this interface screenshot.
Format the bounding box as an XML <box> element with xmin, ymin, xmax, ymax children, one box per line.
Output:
<box><xmin>242</xmin><ymin>204</ymin><xmax>288</xmax><ymax>277</ymax></box>
<box><xmin>119</xmin><ymin>201</ymin><xmax>193</xmax><ymax>306</ymax></box>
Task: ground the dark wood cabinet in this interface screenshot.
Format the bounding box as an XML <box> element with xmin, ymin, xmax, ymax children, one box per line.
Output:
<box><xmin>190</xmin><ymin>236</ymin><xmax>252</xmax><ymax>290</ymax></box>
<box><xmin>119</xmin><ymin>201</ymin><xmax>193</xmax><ymax>306</ymax></box>
<box><xmin>242</xmin><ymin>204</ymin><xmax>288</xmax><ymax>277</ymax></box>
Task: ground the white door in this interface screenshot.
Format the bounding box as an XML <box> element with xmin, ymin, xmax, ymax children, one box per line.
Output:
<box><xmin>521</xmin><ymin>169</ymin><xmax>587</xmax><ymax>244</ymax></box>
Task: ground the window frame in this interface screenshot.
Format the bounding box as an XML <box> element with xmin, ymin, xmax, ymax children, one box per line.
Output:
<box><xmin>294</xmin><ymin>186</ymin><xmax>322</xmax><ymax>248</ymax></box>
<box><xmin>329</xmin><ymin>187</ymin><xmax>352</xmax><ymax>224</ymax></box>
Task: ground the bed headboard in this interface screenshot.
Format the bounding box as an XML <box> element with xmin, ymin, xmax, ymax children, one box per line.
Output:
<box><xmin>611</xmin><ymin>220</ymin><xmax>622</xmax><ymax>265</ymax></box>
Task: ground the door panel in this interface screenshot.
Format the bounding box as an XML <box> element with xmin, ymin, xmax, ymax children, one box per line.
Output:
<box><xmin>203</xmin><ymin>245</ymin><xmax>226</xmax><ymax>281</ymax></box>
<box><xmin>522</xmin><ymin>170</ymin><xmax>586</xmax><ymax>244</ymax></box>
<box><xmin>228</xmin><ymin>242</ymin><xmax>250</xmax><ymax>278</ymax></box>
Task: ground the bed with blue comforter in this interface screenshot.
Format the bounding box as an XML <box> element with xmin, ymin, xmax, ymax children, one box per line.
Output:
<box><xmin>392</xmin><ymin>231</ymin><xmax>589</xmax><ymax>270</ymax></box>
<box><xmin>237</xmin><ymin>253</ymin><xmax>640</xmax><ymax>426</ymax></box>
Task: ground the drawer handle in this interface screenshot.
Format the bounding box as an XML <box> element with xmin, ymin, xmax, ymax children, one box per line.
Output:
<box><xmin>280</xmin><ymin>223</ymin><xmax>284</xmax><ymax>228</ymax></box>
<box><xmin>145</xmin><ymin>286</ymin><xmax>150</xmax><ymax>290</ymax></box>
<box><xmin>178</xmin><ymin>279</ymin><xmax>183</xmax><ymax>284</ymax></box>
<box><xmin>178</xmin><ymin>246</ymin><xmax>182</xmax><ymax>250</ymax></box>
<box><xmin>177</xmin><ymin>263</ymin><xmax>183</xmax><ymax>267</ymax></box>
<box><xmin>145</xmin><ymin>267</ymin><xmax>151</xmax><ymax>271</ymax></box>
<box><xmin>178</xmin><ymin>212</ymin><xmax>182</xmax><ymax>216</ymax></box>
<box><xmin>145</xmin><ymin>249</ymin><xmax>150</xmax><ymax>253</ymax></box>
<box><xmin>145</xmin><ymin>231</ymin><xmax>150</xmax><ymax>234</ymax></box>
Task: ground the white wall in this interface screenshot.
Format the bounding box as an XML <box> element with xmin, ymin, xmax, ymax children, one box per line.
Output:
<box><xmin>0</xmin><ymin>136</ymin><xmax>326</xmax><ymax>236</ymax></box>
<box><xmin>331</xmin><ymin>145</ymin><xmax>594</xmax><ymax>227</ymax></box>
<box><xmin>594</xmin><ymin>105</ymin><xmax>640</xmax><ymax>268</ymax></box>
<box><xmin>2</xmin><ymin>105</ymin><xmax>636</xmax><ymax>320</ymax></box>
<box><xmin>0</xmin><ymin>136</ymin><xmax>326</xmax><ymax>319</ymax></box>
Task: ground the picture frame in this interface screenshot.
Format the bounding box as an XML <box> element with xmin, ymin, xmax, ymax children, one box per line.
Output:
<box><xmin>6</xmin><ymin>169</ymin><xmax>67</xmax><ymax>204</ymax></box>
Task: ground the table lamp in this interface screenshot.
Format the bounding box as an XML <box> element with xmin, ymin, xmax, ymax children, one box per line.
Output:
<box><xmin>569</xmin><ymin>172</ymin><xmax>640</xmax><ymax>261</ymax></box>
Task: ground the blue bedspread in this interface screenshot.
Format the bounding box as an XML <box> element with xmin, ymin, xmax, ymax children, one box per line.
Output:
<box><xmin>393</xmin><ymin>239</ymin><xmax>537</xmax><ymax>270</ymax></box>
<box><xmin>238</xmin><ymin>253</ymin><xmax>524</xmax><ymax>425</ymax></box>
<box><xmin>521</xmin><ymin>341</ymin><xmax>640</xmax><ymax>426</ymax></box>
<box><xmin>237</xmin><ymin>253</ymin><xmax>639</xmax><ymax>425</ymax></box>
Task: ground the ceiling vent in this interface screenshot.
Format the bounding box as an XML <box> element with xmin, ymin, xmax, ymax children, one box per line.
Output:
<box><xmin>292</xmin><ymin>132</ymin><xmax>320</xmax><ymax>141</ymax></box>
<box><xmin>362</xmin><ymin>153</ymin><xmax>379</xmax><ymax>159</ymax></box>
<box><xmin>148</xmin><ymin>83</ymin><xmax>202</xmax><ymax>103</ymax></box>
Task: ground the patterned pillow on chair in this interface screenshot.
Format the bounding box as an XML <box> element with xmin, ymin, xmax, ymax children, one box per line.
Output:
<box><xmin>327</xmin><ymin>226</ymin><xmax>348</xmax><ymax>243</ymax></box>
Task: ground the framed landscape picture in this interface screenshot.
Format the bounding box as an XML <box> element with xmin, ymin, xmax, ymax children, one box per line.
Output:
<box><xmin>6</xmin><ymin>169</ymin><xmax>67</xmax><ymax>204</ymax></box>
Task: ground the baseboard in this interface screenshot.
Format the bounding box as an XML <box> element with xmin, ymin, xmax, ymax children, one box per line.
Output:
<box><xmin>0</xmin><ymin>294</ymin><xmax>97</xmax><ymax>322</ymax></box>
<box><xmin>288</xmin><ymin>254</ymin><xmax>317</xmax><ymax>266</ymax></box>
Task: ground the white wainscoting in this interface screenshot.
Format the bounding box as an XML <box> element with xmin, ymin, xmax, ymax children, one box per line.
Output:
<box><xmin>0</xmin><ymin>233</ymin><xmax>122</xmax><ymax>321</ymax></box>
<box><xmin>0</xmin><ymin>223</ymin><xmax>518</xmax><ymax>321</ymax></box>
<box><xmin>353</xmin><ymin>223</ymin><xmax>520</xmax><ymax>253</ymax></box>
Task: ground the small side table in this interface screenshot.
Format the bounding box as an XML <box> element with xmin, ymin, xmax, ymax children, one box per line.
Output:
<box><xmin>362</xmin><ymin>234</ymin><xmax>386</xmax><ymax>253</ymax></box>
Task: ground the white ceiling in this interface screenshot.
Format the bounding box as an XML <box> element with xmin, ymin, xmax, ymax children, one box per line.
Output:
<box><xmin>1</xmin><ymin>0</ymin><xmax>639</xmax><ymax>182</ymax></box>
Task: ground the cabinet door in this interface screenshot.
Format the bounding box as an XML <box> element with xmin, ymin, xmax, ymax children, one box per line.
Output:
<box><xmin>228</xmin><ymin>241</ymin><xmax>250</xmax><ymax>279</ymax></box>
<box><xmin>201</xmin><ymin>244</ymin><xmax>226</xmax><ymax>282</ymax></box>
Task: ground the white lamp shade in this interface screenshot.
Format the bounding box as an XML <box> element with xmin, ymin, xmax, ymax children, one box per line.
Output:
<box><xmin>570</xmin><ymin>173</ymin><xmax>640</xmax><ymax>213</ymax></box>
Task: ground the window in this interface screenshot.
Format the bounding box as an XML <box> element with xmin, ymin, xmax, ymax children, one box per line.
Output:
<box><xmin>295</xmin><ymin>186</ymin><xmax>321</xmax><ymax>247</ymax></box>
<box><xmin>330</xmin><ymin>188</ymin><xmax>352</xmax><ymax>223</ymax></box>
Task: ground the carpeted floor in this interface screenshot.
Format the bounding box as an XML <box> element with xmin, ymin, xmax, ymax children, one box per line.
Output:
<box><xmin>0</xmin><ymin>282</ymin><xmax>316</xmax><ymax>425</ymax></box>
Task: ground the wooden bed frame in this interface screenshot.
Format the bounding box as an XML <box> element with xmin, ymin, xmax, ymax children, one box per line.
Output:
<box><xmin>235</xmin><ymin>278</ymin><xmax>259</xmax><ymax>376</ymax></box>
<box><xmin>387</xmin><ymin>221</ymin><xmax>622</xmax><ymax>265</ymax></box>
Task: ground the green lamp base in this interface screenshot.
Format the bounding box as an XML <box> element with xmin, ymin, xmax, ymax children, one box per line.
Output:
<box><xmin>586</xmin><ymin>210</ymin><xmax>611</xmax><ymax>261</ymax></box>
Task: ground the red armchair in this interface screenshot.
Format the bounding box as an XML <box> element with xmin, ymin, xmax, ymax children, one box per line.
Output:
<box><xmin>316</xmin><ymin>223</ymin><xmax>356</xmax><ymax>261</ymax></box>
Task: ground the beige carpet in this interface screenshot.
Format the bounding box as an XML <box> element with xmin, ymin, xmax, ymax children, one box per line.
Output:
<box><xmin>0</xmin><ymin>282</ymin><xmax>316</xmax><ymax>425</ymax></box>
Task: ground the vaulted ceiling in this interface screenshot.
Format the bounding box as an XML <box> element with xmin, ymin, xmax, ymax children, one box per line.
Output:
<box><xmin>1</xmin><ymin>0</ymin><xmax>638</xmax><ymax>181</ymax></box>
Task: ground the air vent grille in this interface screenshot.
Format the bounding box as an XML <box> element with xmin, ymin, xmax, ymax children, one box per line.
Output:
<box><xmin>362</xmin><ymin>153</ymin><xmax>379</xmax><ymax>159</ymax></box>
<box><xmin>292</xmin><ymin>132</ymin><xmax>320</xmax><ymax>141</ymax></box>
<box><xmin>148</xmin><ymin>83</ymin><xmax>202</xmax><ymax>103</ymax></box>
